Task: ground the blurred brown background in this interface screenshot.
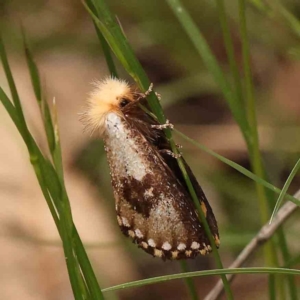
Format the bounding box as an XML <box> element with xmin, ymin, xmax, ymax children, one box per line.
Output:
<box><xmin>1</xmin><ymin>0</ymin><xmax>300</xmax><ymax>299</ymax></box>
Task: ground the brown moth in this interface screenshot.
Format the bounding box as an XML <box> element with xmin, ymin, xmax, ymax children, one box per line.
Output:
<box><xmin>81</xmin><ymin>77</ymin><xmax>219</xmax><ymax>260</ymax></box>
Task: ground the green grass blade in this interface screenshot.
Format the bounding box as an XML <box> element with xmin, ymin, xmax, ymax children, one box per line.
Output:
<box><xmin>248</xmin><ymin>1</ymin><xmax>300</xmax><ymax>39</ymax></box>
<box><xmin>0</xmin><ymin>87</ymin><xmax>21</xmax><ymax>134</ymax></box>
<box><xmin>174</xmin><ymin>129</ymin><xmax>300</xmax><ymax>206</ymax></box>
<box><xmin>270</xmin><ymin>157</ymin><xmax>300</xmax><ymax>223</ymax></box>
<box><xmin>86</xmin><ymin>0</ymin><xmax>118</xmax><ymax>77</ymax></box>
<box><xmin>284</xmin><ymin>253</ymin><xmax>300</xmax><ymax>269</ymax></box>
<box><xmin>268</xmin><ymin>274</ymin><xmax>276</xmax><ymax>300</ymax></box>
<box><xmin>22</xmin><ymin>32</ymin><xmax>56</xmax><ymax>155</ymax></box>
<box><xmin>247</xmin><ymin>0</ymin><xmax>268</xmax><ymax>11</ymax></box>
<box><xmin>22</xmin><ymin>32</ymin><xmax>103</xmax><ymax>298</ymax></box>
<box><xmin>216</xmin><ymin>0</ymin><xmax>244</xmax><ymax>108</ymax></box>
<box><xmin>0</xmin><ymin>87</ymin><xmax>62</xmax><ymax>229</ymax></box>
<box><xmin>239</xmin><ymin>0</ymin><xmax>272</xmax><ymax>224</ymax></box>
<box><xmin>37</xmin><ymin>153</ymin><xmax>102</xmax><ymax>299</ymax></box>
<box><xmin>180</xmin><ymin>261</ymin><xmax>199</xmax><ymax>300</ymax></box>
<box><xmin>73</xmin><ymin>228</ymin><xmax>105</xmax><ymax>300</ymax></box>
<box><xmin>60</xmin><ymin>218</ymin><xmax>86</xmax><ymax>300</ymax></box>
<box><xmin>166</xmin><ymin>0</ymin><xmax>250</xmax><ymax>144</ymax></box>
<box><xmin>238</xmin><ymin>5</ymin><xmax>293</xmax><ymax>299</ymax></box>
<box><xmin>275</xmin><ymin>2</ymin><xmax>300</xmax><ymax>39</ymax></box>
<box><xmin>280</xmin><ymin>238</ymin><xmax>298</xmax><ymax>300</ymax></box>
<box><xmin>102</xmin><ymin>267</ymin><xmax>300</xmax><ymax>293</ymax></box>
<box><xmin>52</xmin><ymin>98</ymin><xmax>65</xmax><ymax>181</ymax></box>
<box><xmin>0</xmin><ymin>92</ymin><xmax>84</xmax><ymax>299</ymax></box>
<box><xmin>22</xmin><ymin>31</ymin><xmax>64</xmax><ymax>183</ymax></box>
<box><xmin>30</xmin><ymin>160</ymin><xmax>60</xmax><ymax>229</ymax></box>
<box><xmin>42</xmin><ymin>97</ymin><xmax>56</xmax><ymax>153</ymax></box>
<box><xmin>83</xmin><ymin>1</ymin><xmax>158</xmax><ymax>113</ymax></box>
<box><xmin>22</xmin><ymin>30</ymin><xmax>42</xmax><ymax>102</ymax></box>
<box><xmin>238</xmin><ymin>0</ymin><xmax>275</xmax><ymax>260</ymax></box>
<box><xmin>1</xmin><ymin>35</ymin><xmax>104</xmax><ymax>299</ymax></box>
<box><xmin>0</xmin><ymin>33</ymin><xmax>33</xmax><ymax>152</ymax></box>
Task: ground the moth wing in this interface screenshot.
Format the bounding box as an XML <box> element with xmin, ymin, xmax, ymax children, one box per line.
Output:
<box><xmin>123</xmin><ymin>99</ymin><xmax>220</xmax><ymax>246</ymax></box>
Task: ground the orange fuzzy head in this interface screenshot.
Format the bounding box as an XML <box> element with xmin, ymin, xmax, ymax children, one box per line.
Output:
<box><xmin>81</xmin><ymin>77</ymin><xmax>135</xmax><ymax>135</ymax></box>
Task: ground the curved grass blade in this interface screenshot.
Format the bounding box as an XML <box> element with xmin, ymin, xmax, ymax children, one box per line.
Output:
<box><xmin>0</xmin><ymin>36</ymin><xmax>104</xmax><ymax>299</ymax></box>
<box><xmin>85</xmin><ymin>0</ymin><xmax>118</xmax><ymax>77</ymax></box>
<box><xmin>174</xmin><ymin>129</ymin><xmax>300</xmax><ymax>206</ymax></box>
<box><xmin>23</xmin><ymin>34</ymin><xmax>56</xmax><ymax>154</ymax></box>
<box><xmin>270</xmin><ymin>157</ymin><xmax>300</xmax><ymax>224</ymax></box>
<box><xmin>102</xmin><ymin>267</ymin><xmax>300</xmax><ymax>293</ymax></box>
<box><xmin>165</xmin><ymin>0</ymin><xmax>250</xmax><ymax>145</ymax></box>
<box><xmin>0</xmin><ymin>33</ymin><xmax>33</xmax><ymax>152</ymax></box>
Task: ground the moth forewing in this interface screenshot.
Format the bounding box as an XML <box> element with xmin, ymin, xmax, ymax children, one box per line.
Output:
<box><xmin>81</xmin><ymin>77</ymin><xmax>219</xmax><ymax>260</ymax></box>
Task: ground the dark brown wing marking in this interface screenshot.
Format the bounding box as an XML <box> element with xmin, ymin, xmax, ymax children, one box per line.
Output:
<box><xmin>122</xmin><ymin>98</ymin><xmax>220</xmax><ymax>247</ymax></box>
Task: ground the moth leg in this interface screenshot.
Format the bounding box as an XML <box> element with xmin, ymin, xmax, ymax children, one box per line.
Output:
<box><xmin>159</xmin><ymin>149</ymin><xmax>182</xmax><ymax>159</ymax></box>
<box><xmin>137</xmin><ymin>83</ymin><xmax>161</xmax><ymax>100</ymax></box>
<box><xmin>154</xmin><ymin>91</ymin><xmax>161</xmax><ymax>100</ymax></box>
<box><xmin>144</xmin><ymin>83</ymin><xmax>154</xmax><ymax>96</ymax></box>
<box><xmin>151</xmin><ymin>119</ymin><xmax>174</xmax><ymax>130</ymax></box>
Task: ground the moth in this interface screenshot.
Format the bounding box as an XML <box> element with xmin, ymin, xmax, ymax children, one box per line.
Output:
<box><xmin>81</xmin><ymin>77</ymin><xmax>219</xmax><ymax>260</ymax></box>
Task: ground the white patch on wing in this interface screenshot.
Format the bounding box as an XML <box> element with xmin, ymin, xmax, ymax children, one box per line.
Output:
<box><xmin>177</xmin><ymin>243</ymin><xmax>186</xmax><ymax>251</ymax></box>
<box><xmin>117</xmin><ymin>216</ymin><xmax>122</xmax><ymax>226</ymax></box>
<box><xmin>135</xmin><ymin>229</ymin><xmax>143</xmax><ymax>238</ymax></box>
<box><xmin>148</xmin><ymin>239</ymin><xmax>156</xmax><ymax>248</ymax></box>
<box><xmin>105</xmin><ymin>113</ymin><xmax>151</xmax><ymax>181</ymax></box>
<box><xmin>121</xmin><ymin>217</ymin><xmax>130</xmax><ymax>227</ymax></box>
<box><xmin>144</xmin><ymin>187</ymin><xmax>154</xmax><ymax>198</ymax></box>
<box><xmin>191</xmin><ymin>242</ymin><xmax>200</xmax><ymax>250</ymax></box>
<box><xmin>162</xmin><ymin>242</ymin><xmax>172</xmax><ymax>251</ymax></box>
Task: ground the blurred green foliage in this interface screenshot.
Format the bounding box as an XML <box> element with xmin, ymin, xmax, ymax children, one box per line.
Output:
<box><xmin>1</xmin><ymin>0</ymin><xmax>300</xmax><ymax>299</ymax></box>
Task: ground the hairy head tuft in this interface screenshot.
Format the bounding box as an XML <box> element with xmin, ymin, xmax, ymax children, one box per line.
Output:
<box><xmin>80</xmin><ymin>77</ymin><xmax>135</xmax><ymax>135</ymax></box>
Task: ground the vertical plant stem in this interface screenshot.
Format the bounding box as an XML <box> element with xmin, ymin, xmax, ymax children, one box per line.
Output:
<box><xmin>238</xmin><ymin>0</ymin><xmax>276</xmax><ymax>265</ymax></box>
<box><xmin>215</xmin><ymin>0</ymin><xmax>244</xmax><ymax>107</ymax></box>
<box><xmin>238</xmin><ymin>1</ymin><xmax>292</xmax><ymax>298</ymax></box>
<box><xmin>269</xmin><ymin>274</ymin><xmax>277</xmax><ymax>300</ymax></box>
<box><xmin>279</xmin><ymin>230</ymin><xmax>298</xmax><ymax>300</ymax></box>
<box><xmin>166</xmin><ymin>0</ymin><xmax>250</xmax><ymax>145</ymax></box>
<box><xmin>163</xmin><ymin>1</ymin><xmax>237</xmax><ymax>298</ymax></box>
<box><xmin>180</xmin><ymin>261</ymin><xmax>199</xmax><ymax>300</ymax></box>
<box><xmin>86</xmin><ymin>0</ymin><xmax>118</xmax><ymax>77</ymax></box>
<box><xmin>96</xmin><ymin>29</ymin><xmax>118</xmax><ymax>77</ymax></box>
<box><xmin>0</xmin><ymin>35</ymin><xmax>34</xmax><ymax>153</ymax></box>
<box><xmin>1</xmin><ymin>34</ymin><xmax>105</xmax><ymax>299</ymax></box>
